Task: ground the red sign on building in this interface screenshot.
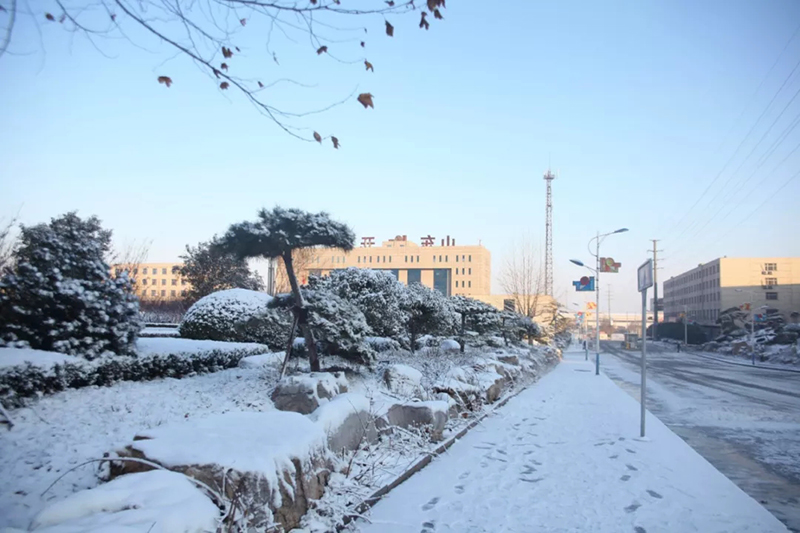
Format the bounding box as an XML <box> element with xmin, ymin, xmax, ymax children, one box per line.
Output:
<box><xmin>420</xmin><ymin>235</ymin><xmax>435</xmax><ymax>247</ymax></box>
<box><xmin>361</xmin><ymin>236</ymin><xmax>375</xmax><ymax>248</ymax></box>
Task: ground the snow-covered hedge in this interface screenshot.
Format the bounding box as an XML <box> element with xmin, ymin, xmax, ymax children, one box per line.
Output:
<box><xmin>0</xmin><ymin>339</ymin><xmax>269</xmax><ymax>406</ymax></box>
<box><xmin>179</xmin><ymin>288</ymin><xmax>290</xmax><ymax>349</ymax></box>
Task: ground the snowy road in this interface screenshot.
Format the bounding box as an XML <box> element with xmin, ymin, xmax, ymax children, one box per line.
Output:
<box><xmin>356</xmin><ymin>348</ymin><xmax>786</xmax><ymax>533</ymax></box>
<box><xmin>601</xmin><ymin>341</ymin><xmax>800</xmax><ymax>532</ymax></box>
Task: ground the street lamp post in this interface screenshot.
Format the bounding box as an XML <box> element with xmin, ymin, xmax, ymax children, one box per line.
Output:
<box><xmin>735</xmin><ymin>289</ymin><xmax>767</xmax><ymax>366</ymax></box>
<box><xmin>570</xmin><ymin>227</ymin><xmax>628</xmax><ymax>376</ymax></box>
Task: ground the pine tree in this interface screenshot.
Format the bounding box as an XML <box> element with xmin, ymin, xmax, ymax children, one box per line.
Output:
<box><xmin>0</xmin><ymin>212</ymin><xmax>141</xmax><ymax>358</ymax></box>
<box><xmin>451</xmin><ymin>296</ymin><xmax>502</xmax><ymax>352</ymax></box>
<box><xmin>405</xmin><ymin>283</ymin><xmax>458</xmax><ymax>352</ymax></box>
<box><xmin>217</xmin><ymin>207</ymin><xmax>355</xmax><ymax>371</ymax></box>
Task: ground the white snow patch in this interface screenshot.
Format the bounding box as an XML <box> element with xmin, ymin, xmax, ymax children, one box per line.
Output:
<box><xmin>440</xmin><ymin>339</ymin><xmax>461</xmax><ymax>352</ymax></box>
<box><xmin>31</xmin><ymin>470</ymin><xmax>220</xmax><ymax>533</ymax></box>
<box><xmin>239</xmin><ymin>352</ymin><xmax>285</xmax><ymax>369</ymax></box>
<box><xmin>0</xmin><ymin>348</ymin><xmax>82</xmax><ymax>370</ymax></box>
<box><xmin>308</xmin><ymin>393</ymin><xmax>371</xmax><ymax>434</ymax></box>
<box><xmin>135</xmin><ymin>337</ymin><xmax>266</xmax><ymax>355</ymax></box>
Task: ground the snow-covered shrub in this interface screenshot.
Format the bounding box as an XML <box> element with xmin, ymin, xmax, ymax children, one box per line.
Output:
<box><xmin>365</xmin><ymin>336</ymin><xmax>403</xmax><ymax>353</ymax></box>
<box><xmin>271</xmin><ymin>289</ymin><xmax>375</xmax><ymax>364</ymax></box>
<box><xmin>451</xmin><ymin>296</ymin><xmax>502</xmax><ymax>336</ymax></box>
<box><xmin>308</xmin><ymin>268</ymin><xmax>410</xmax><ymax>340</ymax></box>
<box><xmin>0</xmin><ymin>212</ymin><xmax>141</xmax><ymax>359</ymax></box>
<box><xmin>179</xmin><ymin>288</ymin><xmax>291</xmax><ymax>349</ymax></box>
<box><xmin>0</xmin><ymin>341</ymin><xmax>269</xmax><ymax>406</ymax></box>
<box><xmin>404</xmin><ymin>283</ymin><xmax>458</xmax><ymax>351</ymax></box>
<box><xmin>500</xmin><ymin>312</ymin><xmax>542</xmax><ymax>345</ymax></box>
<box><xmin>179</xmin><ymin>236</ymin><xmax>264</xmax><ymax>303</ymax></box>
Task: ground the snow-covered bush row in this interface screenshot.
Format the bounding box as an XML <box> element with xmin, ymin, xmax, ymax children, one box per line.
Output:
<box><xmin>179</xmin><ymin>288</ymin><xmax>290</xmax><ymax>349</ymax></box>
<box><xmin>0</xmin><ymin>340</ymin><xmax>269</xmax><ymax>406</ymax></box>
<box><xmin>0</xmin><ymin>213</ymin><xmax>142</xmax><ymax>360</ymax></box>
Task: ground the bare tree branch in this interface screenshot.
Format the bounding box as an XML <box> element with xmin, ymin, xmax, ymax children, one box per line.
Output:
<box><xmin>499</xmin><ymin>235</ymin><xmax>545</xmax><ymax>319</ymax></box>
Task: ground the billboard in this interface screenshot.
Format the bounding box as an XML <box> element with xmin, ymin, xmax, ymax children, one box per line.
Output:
<box><xmin>586</xmin><ymin>301</ymin><xmax>597</xmax><ymax>310</ymax></box>
<box><xmin>600</xmin><ymin>257</ymin><xmax>621</xmax><ymax>273</ymax></box>
<box><xmin>572</xmin><ymin>276</ymin><xmax>596</xmax><ymax>292</ymax></box>
<box><xmin>638</xmin><ymin>259</ymin><xmax>653</xmax><ymax>292</ymax></box>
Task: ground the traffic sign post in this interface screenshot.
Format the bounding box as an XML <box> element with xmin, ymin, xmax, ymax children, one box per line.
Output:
<box><xmin>637</xmin><ymin>259</ymin><xmax>654</xmax><ymax>438</ymax></box>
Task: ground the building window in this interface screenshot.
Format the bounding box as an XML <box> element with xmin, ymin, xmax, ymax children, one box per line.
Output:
<box><xmin>358</xmin><ymin>257</ymin><xmax>361</xmax><ymax>264</ymax></box>
<box><xmin>133</xmin><ymin>268</ymin><xmax>138</xmax><ymax>276</ymax></box>
<box><xmin>151</xmin><ymin>290</ymin><xmax>156</xmax><ymax>296</ymax></box>
<box><xmin>433</xmin><ymin>256</ymin><xmax>436</xmax><ymax>263</ymax></box>
<box><xmin>468</xmin><ymin>268</ymin><xmax>472</xmax><ymax>275</ymax></box>
<box><xmin>445</xmin><ymin>255</ymin><xmax>448</xmax><ymax>262</ymax></box>
<box><xmin>161</xmin><ymin>290</ymin><xmax>166</xmax><ymax>297</ymax></box>
<box><xmin>171</xmin><ymin>290</ymin><xmax>176</xmax><ymax>297</ymax></box>
<box><xmin>417</xmin><ymin>255</ymin><xmax>420</xmax><ymax>262</ymax></box>
<box><xmin>462</xmin><ymin>255</ymin><xmax>465</xmax><ymax>261</ymax></box>
<box><xmin>468</xmin><ymin>281</ymin><xmax>471</xmax><ymax>288</ymax></box>
<box><xmin>765</xmin><ymin>262</ymin><xmax>777</xmax><ymax>272</ymax></box>
<box><xmin>172</xmin><ymin>279</ymin><xmax>177</xmax><ymax>286</ymax></box>
<box><xmin>162</xmin><ymin>279</ymin><xmax>167</xmax><ymax>285</ymax></box>
<box><xmin>162</xmin><ymin>268</ymin><xmax>167</xmax><ymax>275</ymax></box>
<box><xmin>376</xmin><ymin>256</ymin><xmax>380</xmax><ymax>263</ymax></box>
<box><xmin>142</xmin><ymin>267</ymin><xmax>148</xmax><ymax>275</ymax></box>
<box><xmin>766</xmin><ymin>292</ymin><xmax>778</xmax><ymax>300</ymax></box>
<box><xmin>142</xmin><ymin>279</ymin><xmax>148</xmax><ymax>285</ymax></box>
<box><xmin>389</xmin><ymin>256</ymin><xmax>392</xmax><ymax>263</ymax></box>
<box><xmin>456</xmin><ymin>255</ymin><xmax>459</xmax><ymax>262</ymax></box>
<box><xmin>469</xmin><ymin>255</ymin><xmax>472</xmax><ymax>262</ymax></box>
<box><xmin>433</xmin><ymin>268</ymin><xmax>450</xmax><ymax>296</ymax></box>
<box><xmin>764</xmin><ymin>277</ymin><xmax>777</xmax><ymax>288</ymax></box>
<box><xmin>407</xmin><ymin>269</ymin><xmax>422</xmax><ymax>285</ymax></box>
<box><xmin>405</xmin><ymin>256</ymin><xmax>408</xmax><ymax>262</ymax></box>
<box><xmin>181</xmin><ymin>290</ymin><xmax>186</xmax><ymax>296</ymax></box>
<box><xmin>439</xmin><ymin>255</ymin><xmax>442</xmax><ymax>262</ymax></box>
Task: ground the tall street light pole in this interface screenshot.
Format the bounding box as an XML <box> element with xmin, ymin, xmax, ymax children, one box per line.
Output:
<box><xmin>570</xmin><ymin>227</ymin><xmax>627</xmax><ymax>376</ymax></box>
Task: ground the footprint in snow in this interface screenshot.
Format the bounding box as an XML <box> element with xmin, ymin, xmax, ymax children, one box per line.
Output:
<box><xmin>619</xmin><ymin>437</ymin><xmax>626</xmax><ymax>441</ymax></box>
<box><xmin>646</xmin><ymin>490</ymin><xmax>663</xmax><ymax>499</ymax></box>
<box><xmin>459</xmin><ymin>471</ymin><xmax>470</xmax><ymax>480</ymax></box>
<box><xmin>620</xmin><ymin>475</ymin><xmax>631</xmax><ymax>482</ymax></box>
<box><xmin>626</xmin><ymin>464</ymin><xmax>638</xmax><ymax>471</ymax></box>
<box><xmin>454</xmin><ymin>485</ymin><xmax>465</xmax><ymax>494</ymax></box>
<box><xmin>521</xmin><ymin>465</ymin><xmax>536</xmax><ymax>475</ymax></box>
<box><xmin>594</xmin><ymin>442</ymin><xmax>607</xmax><ymax>447</ymax></box>
<box><xmin>626</xmin><ymin>448</ymin><xmax>636</xmax><ymax>454</ymax></box>
<box><xmin>473</xmin><ymin>445</ymin><xmax>492</xmax><ymax>450</ymax></box>
<box><xmin>624</xmin><ymin>502</ymin><xmax>641</xmax><ymax>513</ymax></box>
<box><xmin>520</xmin><ymin>477</ymin><xmax>544</xmax><ymax>483</ymax></box>
<box><xmin>634</xmin><ymin>527</ymin><xmax>647</xmax><ymax>533</ymax></box>
<box><xmin>422</xmin><ymin>497</ymin><xmax>440</xmax><ymax>511</ymax></box>
<box><xmin>531</xmin><ymin>459</ymin><xmax>542</xmax><ymax>466</ymax></box>
<box><xmin>609</xmin><ymin>454</ymin><xmax>619</xmax><ymax>459</ymax></box>
<box><xmin>480</xmin><ymin>461</ymin><xmax>489</xmax><ymax>468</ymax></box>
<box><xmin>421</xmin><ymin>520</ymin><xmax>436</xmax><ymax>533</ymax></box>
<box><xmin>497</xmin><ymin>449</ymin><xmax>508</xmax><ymax>455</ymax></box>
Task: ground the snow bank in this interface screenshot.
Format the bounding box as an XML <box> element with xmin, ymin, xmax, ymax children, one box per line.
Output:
<box><xmin>31</xmin><ymin>470</ymin><xmax>220</xmax><ymax>533</ymax></box>
<box><xmin>136</xmin><ymin>336</ymin><xmax>266</xmax><ymax>355</ymax></box>
<box><xmin>440</xmin><ymin>339</ymin><xmax>461</xmax><ymax>352</ymax></box>
<box><xmin>239</xmin><ymin>352</ymin><xmax>285</xmax><ymax>369</ymax></box>
<box><xmin>383</xmin><ymin>364</ymin><xmax>424</xmax><ymax>398</ymax></box>
<box><xmin>308</xmin><ymin>392</ymin><xmax>371</xmax><ymax>435</ymax></box>
<box><xmin>0</xmin><ymin>348</ymin><xmax>82</xmax><ymax>370</ymax></box>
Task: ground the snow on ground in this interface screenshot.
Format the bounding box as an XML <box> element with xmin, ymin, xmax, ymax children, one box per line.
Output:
<box><xmin>0</xmin><ymin>349</ymin><xmax>82</xmax><ymax>370</ymax></box>
<box><xmin>355</xmin><ymin>347</ymin><xmax>787</xmax><ymax>533</ymax></box>
<box><xmin>0</xmin><ymin>364</ymin><xmax>279</xmax><ymax>530</ymax></box>
<box><xmin>134</xmin><ymin>336</ymin><xmax>267</xmax><ymax>355</ymax></box>
<box><xmin>138</xmin><ymin>326</ymin><xmax>180</xmax><ymax>337</ymax></box>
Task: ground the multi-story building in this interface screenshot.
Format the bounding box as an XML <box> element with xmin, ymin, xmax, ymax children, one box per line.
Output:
<box><xmin>663</xmin><ymin>257</ymin><xmax>799</xmax><ymax>334</ymax></box>
<box><xmin>297</xmin><ymin>235</ymin><xmax>491</xmax><ymax>298</ymax></box>
<box><xmin>112</xmin><ymin>262</ymin><xmax>190</xmax><ymax>301</ymax></box>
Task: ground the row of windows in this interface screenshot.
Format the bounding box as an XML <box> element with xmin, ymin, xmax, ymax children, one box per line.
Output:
<box><xmin>668</xmin><ymin>277</ymin><xmax>720</xmax><ymax>297</ymax></box>
<box><xmin>764</xmin><ymin>263</ymin><xmax>778</xmax><ymax>271</ymax></box>
<box><xmin>115</xmin><ymin>267</ymin><xmax>181</xmax><ymax>277</ymax></box>
<box><xmin>667</xmin><ymin>263</ymin><xmax>720</xmax><ymax>288</ymax></box>
<box><xmin>767</xmin><ymin>291</ymin><xmax>779</xmax><ymax>300</ymax></box>
<box><xmin>455</xmin><ymin>267</ymin><xmax>472</xmax><ymax>275</ymax></box>
<box><xmin>141</xmin><ymin>278</ymin><xmax>188</xmax><ymax>286</ymax></box>
<box><xmin>455</xmin><ymin>280</ymin><xmax>471</xmax><ymax>288</ymax></box>
<box><xmin>352</xmin><ymin>254</ymin><xmax>474</xmax><ymax>264</ymax></box>
<box><xmin>141</xmin><ymin>289</ymin><xmax>187</xmax><ymax>297</ymax></box>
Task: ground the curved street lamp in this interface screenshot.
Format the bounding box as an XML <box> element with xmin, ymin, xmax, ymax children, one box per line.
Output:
<box><xmin>571</xmin><ymin>228</ymin><xmax>629</xmax><ymax>375</ymax></box>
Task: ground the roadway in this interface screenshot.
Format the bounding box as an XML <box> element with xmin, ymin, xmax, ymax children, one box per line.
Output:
<box><xmin>600</xmin><ymin>341</ymin><xmax>800</xmax><ymax>532</ymax></box>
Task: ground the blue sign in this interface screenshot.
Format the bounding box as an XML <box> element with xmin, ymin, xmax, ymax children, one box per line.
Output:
<box><xmin>573</xmin><ymin>276</ymin><xmax>596</xmax><ymax>292</ymax></box>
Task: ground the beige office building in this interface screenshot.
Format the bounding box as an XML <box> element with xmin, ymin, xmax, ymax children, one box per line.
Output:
<box><xmin>113</xmin><ymin>262</ymin><xmax>190</xmax><ymax>300</ymax></box>
<box><xmin>663</xmin><ymin>257</ymin><xmax>800</xmax><ymax>333</ymax></box>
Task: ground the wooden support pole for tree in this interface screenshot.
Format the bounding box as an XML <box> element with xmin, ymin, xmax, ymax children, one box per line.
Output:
<box><xmin>279</xmin><ymin>311</ymin><xmax>300</xmax><ymax>379</ymax></box>
<box><xmin>282</xmin><ymin>252</ymin><xmax>321</xmax><ymax>372</ymax></box>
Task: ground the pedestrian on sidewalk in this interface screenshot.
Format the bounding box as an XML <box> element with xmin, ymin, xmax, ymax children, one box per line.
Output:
<box><xmin>677</xmin><ymin>342</ymin><xmax>682</xmax><ymax>353</ymax></box>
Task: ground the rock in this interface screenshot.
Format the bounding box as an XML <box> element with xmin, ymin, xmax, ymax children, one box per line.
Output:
<box><xmin>238</xmin><ymin>352</ymin><xmax>284</xmax><ymax>369</ymax></box>
<box><xmin>383</xmin><ymin>364</ymin><xmax>424</xmax><ymax>398</ymax></box>
<box><xmin>271</xmin><ymin>372</ymin><xmax>348</xmax><ymax>414</ymax></box>
<box><xmin>31</xmin><ymin>470</ymin><xmax>220</xmax><ymax>533</ymax></box>
<box><xmin>731</xmin><ymin>340</ymin><xmax>749</xmax><ymax>355</ymax></box>
<box><xmin>478</xmin><ymin>370</ymin><xmax>505</xmax><ymax>403</ymax></box>
<box><xmin>111</xmin><ymin>411</ymin><xmax>333</xmax><ymax>532</ymax></box>
<box><xmin>386</xmin><ymin>401</ymin><xmax>449</xmax><ymax>441</ymax></box>
<box><xmin>440</xmin><ymin>339</ymin><xmax>461</xmax><ymax>352</ymax></box>
<box><xmin>496</xmin><ymin>354</ymin><xmax>520</xmax><ymax>366</ymax></box>
<box><xmin>308</xmin><ymin>393</ymin><xmax>377</xmax><ymax>455</ymax></box>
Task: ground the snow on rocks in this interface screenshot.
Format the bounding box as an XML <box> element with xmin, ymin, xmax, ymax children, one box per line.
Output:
<box><xmin>111</xmin><ymin>411</ymin><xmax>333</xmax><ymax>532</ymax></box>
<box><xmin>439</xmin><ymin>339</ymin><xmax>461</xmax><ymax>353</ymax></box>
<box><xmin>383</xmin><ymin>364</ymin><xmax>424</xmax><ymax>399</ymax></box>
<box><xmin>239</xmin><ymin>352</ymin><xmax>285</xmax><ymax>369</ymax></box>
<box><xmin>30</xmin><ymin>470</ymin><xmax>220</xmax><ymax>533</ymax></box>
<box><xmin>308</xmin><ymin>393</ymin><xmax>377</xmax><ymax>455</ymax></box>
<box><xmin>271</xmin><ymin>372</ymin><xmax>349</xmax><ymax>414</ymax></box>
<box><xmin>386</xmin><ymin>401</ymin><xmax>449</xmax><ymax>441</ymax></box>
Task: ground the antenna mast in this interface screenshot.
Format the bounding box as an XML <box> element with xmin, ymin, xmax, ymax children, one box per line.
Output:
<box><xmin>543</xmin><ymin>168</ymin><xmax>556</xmax><ymax>297</ymax></box>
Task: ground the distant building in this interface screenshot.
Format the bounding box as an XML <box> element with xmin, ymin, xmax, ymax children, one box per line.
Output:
<box><xmin>112</xmin><ymin>262</ymin><xmax>189</xmax><ymax>301</ymax></box>
<box><xmin>663</xmin><ymin>257</ymin><xmax>800</xmax><ymax>335</ymax></box>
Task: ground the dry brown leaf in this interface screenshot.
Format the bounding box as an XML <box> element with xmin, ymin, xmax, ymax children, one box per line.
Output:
<box><xmin>310</xmin><ymin>0</ymin><xmax>317</xmax><ymax>3</ymax></box>
<box><xmin>385</xmin><ymin>0</ymin><xmax>395</xmax><ymax>5</ymax></box>
<box><xmin>58</xmin><ymin>13</ymin><xmax>66</xmax><ymax>23</ymax></box>
<box><xmin>220</xmin><ymin>62</ymin><xmax>228</xmax><ymax>71</ymax></box>
<box><xmin>427</xmin><ymin>0</ymin><xmax>436</xmax><ymax>10</ymax></box>
<box><xmin>222</xmin><ymin>46</ymin><xmax>233</xmax><ymax>58</ymax></box>
<box><xmin>157</xmin><ymin>76</ymin><xmax>173</xmax><ymax>88</ymax></box>
<box><xmin>365</xmin><ymin>60</ymin><xmax>374</xmax><ymax>72</ymax></box>
<box><xmin>240</xmin><ymin>18</ymin><xmax>246</xmax><ymax>26</ymax></box>
<box><xmin>385</xmin><ymin>21</ymin><xmax>394</xmax><ymax>37</ymax></box>
<box><xmin>220</xmin><ymin>82</ymin><xmax>229</xmax><ymax>90</ymax></box>
<box><xmin>313</xmin><ymin>131</ymin><xmax>322</xmax><ymax>143</ymax></box>
<box><xmin>110</xmin><ymin>13</ymin><xmax>116</xmax><ymax>21</ymax></box>
<box><xmin>45</xmin><ymin>12</ymin><xmax>55</xmax><ymax>21</ymax></box>
<box><xmin>357</xmin><ymin>93</ymin><xmax>374</xmax><ymax>109</ymax></box>
<box><xmin>235</xmin><ymin>46</ymin><xmax>240</xmax><ymax>52</ymax></box>
<box><xmin>434</xmin><ymin>8</ymin><xmax>443</xmax><ymax>19</ymax></box>
<box><xmin>419</xmin><ymin>12</ymin><xmax>429</xmax><ymax>30</ymax></box>
<box><xmin>360</xmin><ymin>41</ymin><xmax>365</xmax><ymax>47</ymax></box>
<box><xmin>332</xmin><ymin>136</ymin><xmax>340</xmax><ymax>149</ymax></box>
<box><xmin>258</xmin><ymin>81</ymin><xmax>264</xmax><ymax>88</ymax></box>
<box><xmin>317</xmin><ymin>46</ymin><xmax>328</xmax><ymax>55</ymax></box>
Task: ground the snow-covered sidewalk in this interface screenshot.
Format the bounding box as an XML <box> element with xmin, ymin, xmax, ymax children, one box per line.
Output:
<box><xmin>355</xmin><ymin>347</ymin><xmax>788</xmax><ymax>533</ymax></box>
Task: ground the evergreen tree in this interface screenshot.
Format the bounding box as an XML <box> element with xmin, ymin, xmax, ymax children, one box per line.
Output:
<box><xmin>218</xmin><ymin>207</ymin><xmax>355</xmax><ymax>371</ymax></box>
<box><xmin>405</xmin><ymin>283</ymin><xmax>458</xmax><ymax>352</ymax></box>
<box><xmin>0</xmin><ymin>212</ymin><xmax>141</xmax><ymax>358</ymax></box>
<box><xmin>179</xmin><ymin>237</ymin><xmax>264</xmax><ymax>303</ymax></box>
<box><xmin>451</xmin><ymin>296</ymin><xmax>502</xmax><ymax>352</ymax></box>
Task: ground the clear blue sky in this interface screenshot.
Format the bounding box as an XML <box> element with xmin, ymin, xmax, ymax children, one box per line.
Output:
<box><xmin>2</xmin><ymin>0</ymin><xmax>799</xmax><ymax>312</ymax></box>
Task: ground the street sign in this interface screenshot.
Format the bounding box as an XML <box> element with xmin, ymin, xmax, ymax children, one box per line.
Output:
<box><xmin>572</xmin><ymin>276</ymin><xmax>596</xmax><ymax>292</ymax></box>
<box><xmin>637</xmin><ymin>259</ymin><xmax>653</xmax><ymax>292</ymax></box>
<box><xmin>600</xmin><ymin>257</ymin><xmax>622</xmax><ymax>273</ymax></box>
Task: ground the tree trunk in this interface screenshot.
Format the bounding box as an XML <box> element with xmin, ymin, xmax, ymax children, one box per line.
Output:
<box><xmin>279</xmin><ymin>312</ymin><xmax>300</xmax><ymax>379</ymax></box>
<box><xmin>460</xmin><ymin>314</ymin><xmax>466</xmax><ymax>353</ymax></box>
<box><xmin>410</xmin><ymin>329</ymin><xmax>417</xmax><ymax>354</ymax></box>
<box><xmin>282</xmin><ymin>252</ymin><xmax>320</xmax><ymax>372</ymax></box>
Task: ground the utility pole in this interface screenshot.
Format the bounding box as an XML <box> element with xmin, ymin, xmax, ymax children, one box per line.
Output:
<box><xmin>607</xmin><ymin>284</ymin><xmax>612</xmax><ymax>330</ymax></box>
<box><xmin>648</xmin><ymin>240</ymin><xmax>663</xmax><ymax>340</ymax></box>
<box><xmin>543</xmin><ymin>169</ymin><xmax>556</xmax><ymax>297</ymax></box>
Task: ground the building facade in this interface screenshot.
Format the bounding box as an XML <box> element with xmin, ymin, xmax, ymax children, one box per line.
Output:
<box><xmin>297</xmin><ymin>235</ymin><xmax>491</xmax><ymax>298</ymax></box>
<box><xmin>663</xmin><ymin>257</ymin><xmax>799</xmax><ymax>333</ymax></box>
<box><xmin>113</xmin><ymin>262</ymin><xmax>190</xmax><ymax>300</ymax></box>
